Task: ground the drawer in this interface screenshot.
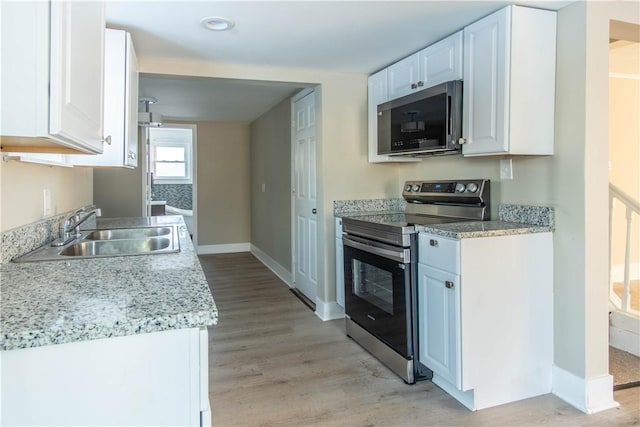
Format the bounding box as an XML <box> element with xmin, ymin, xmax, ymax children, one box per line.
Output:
<box><xmin>418</xmin><ymin>233</ymin><xmax>460</xmax><ymax>274</ymax></box>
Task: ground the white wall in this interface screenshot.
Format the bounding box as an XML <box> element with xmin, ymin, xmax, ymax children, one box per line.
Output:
<box><xmin>0</xmin><ymin>160</ymin><xmax>92</xmax><ymax>232</ymax></box>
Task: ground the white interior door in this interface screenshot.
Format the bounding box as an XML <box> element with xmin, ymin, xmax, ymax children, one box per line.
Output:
<box><xmin>293</xmin><ymin>91</ymin><xmax>318</xmax><ymax>302</ymax></box>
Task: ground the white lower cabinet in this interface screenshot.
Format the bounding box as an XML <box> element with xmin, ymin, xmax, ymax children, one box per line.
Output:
<box><xmin>1</xmin><ymin>327</ymin><xmax>210</xmax><ymax>426</ymax></box>
<box><xmin>417</xmin><ymin>231</ymin><xmax>553</xmax><ymax>411</ymax></box>
<box><xmin>418</xmin><ymin>264</ymin><xmax>461</xmax><ymax>389</ymax></box>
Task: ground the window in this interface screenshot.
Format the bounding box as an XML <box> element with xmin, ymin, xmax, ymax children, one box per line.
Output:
<box><xmin>149</xmin><ymin>128</ymin><xmax>193</xmax><ymax>184</ymax></box>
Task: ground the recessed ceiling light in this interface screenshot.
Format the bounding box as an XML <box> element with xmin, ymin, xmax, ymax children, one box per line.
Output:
<box><xmin>200</xmin><ymin>16</ymin><xmax>235</xmax><ymax>31</ymax></box>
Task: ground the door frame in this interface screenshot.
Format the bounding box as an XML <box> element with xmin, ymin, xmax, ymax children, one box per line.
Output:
<box><xmin>143</xmin><ymin>123</ymin><xmax>198</xmax><ymax>248</ymax></box>
<box><xmin>290</xmin><ymin>87</ymin><xmax>319</xmax><ymax>301</ymax></box>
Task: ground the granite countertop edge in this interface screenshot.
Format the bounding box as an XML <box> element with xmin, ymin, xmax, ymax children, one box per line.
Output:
<box><xmin>417</xmin><ymin>221</ymin><xmax>553</xmax><ymax>239</ymax></box>
<box><xmin>0</xmin><ymin>216</ymin><xmax>218</xmax><ymax>352</ymax></box>
<box><xmin>0</xmin><ymin>310</ymin><xmax>218</xmax><ymax>352</ymax></box>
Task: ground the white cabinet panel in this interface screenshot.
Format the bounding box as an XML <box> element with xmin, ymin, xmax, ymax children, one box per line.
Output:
<box><xmin>73</xmin><ymin>29</ymin><xmax>139</xmax><ymax>168</ymax></box>
<box><xmin>1</xmin><ymin>328</ymin><xmax>207</xmax><ymax>426</ymax></box>
<box><xmin>462</xmin><ymin>7</ymin><xmax>508</xmax><ymax>155</ymax></box>
<box><xmin>388</xmin><ymin>54</ymin><xmax>420</xmax><ymax>99</ymax></box>
<box><xmin>418</xmin><ymin>264</ymin><xmax>461</xmax><ymax>389</ymax></box>
<box><xmin>419</xmin><ymin>31</ymin><xmax>463</xmax><ymax>89</ymax></box>
<box><xmin>335</xmin><ymin>218</ymin><xmax>345</xmax><ymax>308</ymax></box>
<box><xmin>462</xmin><ymin>6</ymin><xmax>556</xmax><ymax>156</ymax></box>
<box><xmin>0</xmin><ymin>1</ymin><xmax>105</xmax><ymax>154</ymax></box>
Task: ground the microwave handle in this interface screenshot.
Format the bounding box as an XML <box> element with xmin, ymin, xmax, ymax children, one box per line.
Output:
<box><xmin>447</xmin><ymin>95</ymin><xmax>452</xmax><ymax>136</ymax></box>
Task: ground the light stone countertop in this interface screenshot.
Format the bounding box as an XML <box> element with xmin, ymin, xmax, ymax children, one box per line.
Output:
<box><xmin>417</xmin><ymin>220</ymin><xmax>552</xmax><ymax>239</ymax></box>
<box><xmin>0</xmin><ymin>216</ymin><xmax>217</xmax><ymax>351</ymax></box>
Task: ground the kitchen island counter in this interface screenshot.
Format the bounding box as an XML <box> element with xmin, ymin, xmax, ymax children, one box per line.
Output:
<box><xmin>0</xmin><ymin>215</ymin><xmax>217</xmax><ymax>351</ymax></box>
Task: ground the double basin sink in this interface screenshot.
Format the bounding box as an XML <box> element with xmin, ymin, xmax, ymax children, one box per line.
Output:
<box><xmin>15</xmin><ymin>226</ymin><xmax>180</xmax><ymax>262</ymax></box>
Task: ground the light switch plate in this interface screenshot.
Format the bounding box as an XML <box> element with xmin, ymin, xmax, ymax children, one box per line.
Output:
<box><xmin>43</xmin><ymin>189</ymin><xmax>52</xmax><ymax>216</ymax></box>
<box><xmin>500</xmin><ymin>159</ymin><xmax>513</xmax><ymax>180</ymax></box>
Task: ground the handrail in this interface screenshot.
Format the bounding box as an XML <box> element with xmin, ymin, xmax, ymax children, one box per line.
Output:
<box><xmin>609</xmin><ymin>183</ymin><xmax>639</xmax><ymax>315</ymax></box>
<box><xmin>610</xmin><ymin>183</ymin><xmax>640</xmax><ymax>214</ymax></box>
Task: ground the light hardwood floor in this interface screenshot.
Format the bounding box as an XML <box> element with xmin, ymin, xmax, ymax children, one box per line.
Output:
<box><xmin>201</xmin><ymin>253</ymin><xmax>640</xmax><ymax>427</ymax></box>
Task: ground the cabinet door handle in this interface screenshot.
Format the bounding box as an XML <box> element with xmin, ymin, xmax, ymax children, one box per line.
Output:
<box><xmin>445</xmin><ymin>281</ymin><xmax>454</xmax><ymax>289</ymax></box>
<box><xmin>102</xmin><ymin>135</ymin><xmax>112</xmax><ymax>145</ymax></box>
<box><xmin>417</xmin><ymin>81</ymin><xmax>424</xmax><ymax>87</ymax></box>
<box><xmin>411</xmin><ymin>83</ymin><xmax>418</xmax><ymax>89</ymax></box>
<box><xmin>312</xmin><ymin>208</ymin><xmax>317</xmax><ymax>214</ymax></box>
<box><xmin>429</xmin><ymin>239</ymin><xmax>438</xmax><ymax>247</ymax></box>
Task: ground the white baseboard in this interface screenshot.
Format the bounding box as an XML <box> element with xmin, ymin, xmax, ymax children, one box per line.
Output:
<box><xmin>611</xmin><ymin>262</ymin><xmax>640</xmax><ymax>282</ymax></box>
<box><xmin>314</xmin><ymin>298</ymin><xmax>345</xmax><ymax>321</ymax></box>
<box><xmin>552</xmin><ymin>366</ymin><xmax>619</xmax><ymax>414</ymax></box>
<box><xmin>250</xmin><ymin>244</ymin><xmax>293</xmax><ymax>287</ymax></box>
<box><xmin>197</xmin><ymin>243</ymin><xmax>250</xmax><ymax>255</ymax></box>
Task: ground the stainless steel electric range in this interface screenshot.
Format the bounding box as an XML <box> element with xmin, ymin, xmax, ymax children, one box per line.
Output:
<box><xmin>342</xmin><ymin>179</ymin><xmax>490</xmax><ymax>384</ymax></box>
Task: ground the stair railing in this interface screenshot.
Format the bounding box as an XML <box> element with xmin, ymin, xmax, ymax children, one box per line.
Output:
<box><xmin>609</xmin><ymin>183</ymin><xmax>640</xmax><ymax>314</ymax></box>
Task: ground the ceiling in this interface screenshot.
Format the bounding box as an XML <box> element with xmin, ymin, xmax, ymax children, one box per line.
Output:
<box><xmin>107</xmin><ymin>1</ymin><xmax>574</xmax><ymax>122</ymax></box>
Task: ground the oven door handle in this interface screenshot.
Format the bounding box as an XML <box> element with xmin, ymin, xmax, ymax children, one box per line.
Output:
<box><xmin>343</xmin><ymin>235</ymin><xmax>410</xmax><ymax>264</ymax></box>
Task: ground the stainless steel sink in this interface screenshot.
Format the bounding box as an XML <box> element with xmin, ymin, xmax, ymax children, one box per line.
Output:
<box><xmin>60</xmin><ymin>237</ymin><xmax>173</xmax><ymax>257</ymax></box>
<box><xmin>84</xmin><ymin>227</ymin><xmax>172</xmax><ymax>241</ymax></box>
<box><xmin>13</xmin><ymin>226</ymin><xmax>180</xmax><ymax>262</ymax></box>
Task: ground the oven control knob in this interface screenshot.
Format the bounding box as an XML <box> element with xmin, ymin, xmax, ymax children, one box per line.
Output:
<box><xmin>411</xmin><ymin>184</ymin><xmax>420</xmax><ymax>192</ymax></box>
<box><xmin>466</xmin><ymin>183</ymin><xmax>478</xmax><ymax>193</ymax></box>
<box><xmin>455</xmin><ymin>183</ymin><xmax>466</xmax><ymax>193</ymax></box>
<box><xmin>404</xmin><ymin>184</ymin><xmax>412</xmax><ymax>192</ymax></box>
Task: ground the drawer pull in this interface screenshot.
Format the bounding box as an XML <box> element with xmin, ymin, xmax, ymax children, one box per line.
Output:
<box><xmin>429</xmin><ymin>239</ymin><xmax>438</xmax><ymax>247</ymax></box>
<box><xmin>445</xmin><ymin>281</ymin><xmax>454</xmax><ymax>289</ymax></box>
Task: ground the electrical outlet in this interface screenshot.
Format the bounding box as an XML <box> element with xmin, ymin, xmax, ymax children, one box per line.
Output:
<box><xmin>500</xmin><ymin>159</ymin><xmax>513</xmax><ymax>180</ymax></box>
<box><xmin>43</xmin><ymin>189</ymin><xmax>52</xmax><ymax>216</ymax></box>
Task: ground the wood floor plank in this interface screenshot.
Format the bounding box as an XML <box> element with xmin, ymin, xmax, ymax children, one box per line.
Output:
<box><xmin>201</xmin><ymin>252</ymin><xmax>640</xmax><ymax>426</ymax></box>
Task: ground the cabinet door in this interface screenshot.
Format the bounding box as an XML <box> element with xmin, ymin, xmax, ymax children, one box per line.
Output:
<box><xmin>419</xmin><ymin>31</ymin><xmax>463</xmax><ymax>89</ymax></box>
<box><xmin>418</xmin><ymin>264</ymin><xmax>461</xmax><ymax>389</ymax></box>
<box><xmin>387</xmin><ymin>53</ymin><xmax>420</xmax><ymax>100</ymax></box>
<box><xmin>49</xmin><ymin>1</ymin><xmax>105</xmax><ymax>154</ymax></box>
<box><xmin>125</xmin><ymin>32</ymin><xmax>139</xmax><ymax>167</ymax></box>
<box><xmin>462</xmin><ymin>7</ymin><xmax>509</xmax><ymax>156</ymax></box>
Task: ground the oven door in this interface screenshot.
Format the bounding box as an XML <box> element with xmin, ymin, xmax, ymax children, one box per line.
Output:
<box><xmin>343</xmin><ymin>235</ymin><xmax>414</xmax><ymax>358</ymax></box>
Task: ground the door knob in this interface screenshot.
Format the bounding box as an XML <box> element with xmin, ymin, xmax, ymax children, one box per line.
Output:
<box><xmin>312</xmin><ymin>208</ymin><xmax>317</xmax><ymax>214</ymax></box>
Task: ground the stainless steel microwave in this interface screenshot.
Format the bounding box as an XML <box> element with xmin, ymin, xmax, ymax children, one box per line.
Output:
<box><xmin>377</xmin><ymin>80</ymin><xmax>462</xmax><ymax>157</ymax></box>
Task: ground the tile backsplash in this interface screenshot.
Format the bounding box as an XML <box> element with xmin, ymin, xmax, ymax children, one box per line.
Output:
<box><xmin>151</xmin><ymin>184</ymin><xmax>192</xmax><ymax>210</ymax></box>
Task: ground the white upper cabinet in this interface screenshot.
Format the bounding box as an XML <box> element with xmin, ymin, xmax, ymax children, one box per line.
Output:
<box><xmin>0</xmin><ymin>1</ymin><xmax>105</xmax><ymax>154</ymax></box>
<box><xmin>462</xmin><ymin>6</ymin><xmax>556</xmax><ymax>156</ymax></box>
<box><xmin>387</xmin><ymin>31</ymin><xmax>463</xmax><ymax>100</ymax></box>
<box><xmin>368</xmin><ymin>32</ymin><xmax>462</xmax><ymax>163</ymax></box>
<box><xmin>419</xmin><ymin>31</ymin><xmax>463</xmax><ymax>90</ymax></box>
<box><xmin>388</xmin><ymin>54</ymin><xmax>420</xmax><ymax>99</ymax></box>
<box><xmin>73</xmin><ymin>29</ymin><xmax>139</xmax><ymax>168</ymax></box>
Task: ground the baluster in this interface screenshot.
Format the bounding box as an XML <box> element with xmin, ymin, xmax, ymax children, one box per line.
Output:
<box><xmin>622</xmin><ymin>205</ymin><xmax>632</xmax><ymax>312</ymax></box>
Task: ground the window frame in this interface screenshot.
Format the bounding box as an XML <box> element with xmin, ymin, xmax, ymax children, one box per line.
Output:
<box><xmin>150</xmin><ymin>132</ymin><xmax>193</xmax><ymax>185</ymax></box>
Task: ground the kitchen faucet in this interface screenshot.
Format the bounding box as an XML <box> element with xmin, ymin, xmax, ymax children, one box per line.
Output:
<box><xmin>51</xmin><ymin>205</ymin><xmax>102</xmax><ymax>247</ymax></box>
